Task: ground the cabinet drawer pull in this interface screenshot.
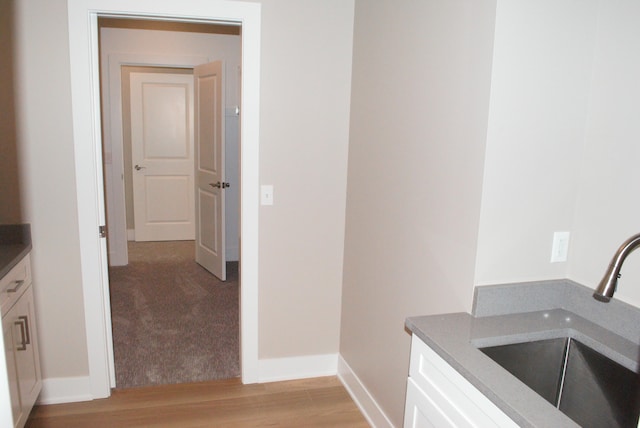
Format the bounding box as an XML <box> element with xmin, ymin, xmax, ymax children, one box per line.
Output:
<box><xmin>7</xmin><ymin>280</ymin><xmax>25</xmax><ymax>293</ymax></box>
<box><xmin>15</xmin><ymin>318</ymin><xmax>28</xmax><ymax>351</ymax></box>
<box><xmin>19</xmin><ymin>315</ymin><xmax>31</xmax><ymax>345</ymax></box>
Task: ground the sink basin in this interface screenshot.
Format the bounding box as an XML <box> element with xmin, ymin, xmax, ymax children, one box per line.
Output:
<box><xmin>480</xmin><ymin>338</ymin><xmax>640</xmax><ymax>427</ymax></box>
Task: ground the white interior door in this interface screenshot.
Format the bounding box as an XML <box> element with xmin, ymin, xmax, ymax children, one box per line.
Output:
<box><xmin>194</xmin><ymin>61</ymin><xmax>226</xmax><ymax>280</ymax></box>
<box><xmin>130</xmin><ymin>72</ymin><xmax>195</xmax><ymax>242</ymax></box>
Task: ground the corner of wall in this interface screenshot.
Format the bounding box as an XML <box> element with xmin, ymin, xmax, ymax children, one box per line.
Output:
<box><xmin>337</xmin><ymin>355</ymin><xmax>394</xmax><ymax>428</ymax></box>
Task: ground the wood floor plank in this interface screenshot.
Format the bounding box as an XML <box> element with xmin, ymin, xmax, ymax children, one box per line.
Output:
<box><xmin>26</xmin><ymin>376</ymin><xmax>370</xmax><ymax>427</ymax></box>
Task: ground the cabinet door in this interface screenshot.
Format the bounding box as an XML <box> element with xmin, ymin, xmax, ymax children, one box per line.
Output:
<box><xmin>405</xmin><ymin>377</ymin><xmax>455</xmax><ymax>428</ymax></box>
<box><xmin>4</xmin><ymin>286</ymin><xmax>41</xmax><ymax>428</ymax></box>
<box><xmin>405</xmin><ymin>336</ymin><xmax>518</xmax><ymax>428</ymax></box>
<box><xmin>14</xmin><ymin>287</ymin><xmax>41</xmax><ymax>426</ymax></box>
<box><xmin>2</xmin><ymin>314</ymin><xmax>22</xmax><ymax>426</ymax></box>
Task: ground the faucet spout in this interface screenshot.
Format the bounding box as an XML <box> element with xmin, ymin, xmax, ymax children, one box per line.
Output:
<box><xmin>594</xmin><ymin>233</ymin><xmax>640</xmax><ymax>302</ymax></box>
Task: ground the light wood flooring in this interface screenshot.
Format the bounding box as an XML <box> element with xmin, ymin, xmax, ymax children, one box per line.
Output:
<box><xmin>26</xmin><ymin>376</ymin><xmax>370</xmax><ymax>427</ymax></box>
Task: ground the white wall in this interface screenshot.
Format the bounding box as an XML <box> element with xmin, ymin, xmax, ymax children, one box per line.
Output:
<box><xmin>475</xmin><ymin>0</ymin><xmax>640</xmax><ymax>313</ymax></box>
<box><xmin>570</xmin><ymin>0</ymin><xmax>640</xmax><ymax>307</ymax></box>
<box><xmin>475</xmin><ymin>0</ymin><xmax>599</xmax><ymax>285</ymax></box>
<box><xmin>340</xmin><ymin>1</ymin><xmax>497</xmax><ymax>425</ymax></box>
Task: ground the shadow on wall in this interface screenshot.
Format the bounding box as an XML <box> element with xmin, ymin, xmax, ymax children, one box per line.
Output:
<box><xmin>0</xmin><ymin>0</ymin><xmax>23</xmax><ymax>224</ymax></box>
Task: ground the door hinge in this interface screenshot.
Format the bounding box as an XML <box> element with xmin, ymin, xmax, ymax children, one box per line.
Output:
<box><xmin>99</xmin><ymin>225</ymin><xmax>107</xmax><ymax>238</ymax></box>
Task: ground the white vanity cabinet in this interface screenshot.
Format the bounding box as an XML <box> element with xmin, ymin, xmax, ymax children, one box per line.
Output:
<box><xmin>404</xmin><ymin>335</ymin><xmax>518</xmax><ymax>428</ymax></box>
<box><xmin>1</xmin><ymin>254</ymin><xmax>42</xmax><ymax>428</ymax></box>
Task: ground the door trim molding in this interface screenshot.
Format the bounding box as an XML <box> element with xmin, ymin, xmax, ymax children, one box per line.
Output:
<box><xmin>67</xmin><ymin>0</ymin><xmax>261</xmax><ymax>398</ymax></box>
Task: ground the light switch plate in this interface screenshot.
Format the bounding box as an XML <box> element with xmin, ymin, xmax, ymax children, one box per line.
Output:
<box><xmin>261</xmin><ymin>185</ymin><xmax>274</xmax><ymax>206</ymax></box>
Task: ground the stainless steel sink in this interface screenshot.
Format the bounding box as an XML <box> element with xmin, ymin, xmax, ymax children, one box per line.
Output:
<box><xmin>480</xmin><ymin>338</ymin><xmax>640</xmax><ymax>427</ymax></box>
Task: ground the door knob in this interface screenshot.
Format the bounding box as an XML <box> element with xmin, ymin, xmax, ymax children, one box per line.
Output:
<box><xmin>209</xmin><ymin>182</ymin><xmax>230</xmax><ymax>189</ymax></box>
<box><xmin>134</xmin><ymin>164</ymin><xmax>145</xmax><ymax>171</ymax></box>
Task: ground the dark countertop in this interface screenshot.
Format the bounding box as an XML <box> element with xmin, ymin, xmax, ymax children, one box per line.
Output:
<box><xmin>406</xmin><ymin>309</ymin><xmax>640</xmax><ymax>427</ymax></box>
<box><xmin>0</xmin><ymin>224</ymin><xmax>32</xmax><ymax>279</ymax></box>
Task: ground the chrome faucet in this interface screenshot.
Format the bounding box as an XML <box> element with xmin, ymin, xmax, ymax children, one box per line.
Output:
<box><xmin>593</xmin><ymin>233</ymin><xmax>640</xmax><ymax>302</ymax></box>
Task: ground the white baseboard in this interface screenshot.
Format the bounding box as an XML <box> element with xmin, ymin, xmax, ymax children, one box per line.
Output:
<box><xmin>38</xmin><ymin>376</ymin><xmax>93</xmax><ymax>405</ymax></box>
<box><xmin>127</xmin><ymin>229</ymin><xmax>135</xmax><ymax>241</ymax></box>
<box><xmin>338</xmin><ymin>355</ymin><xmax>394</xmax><ymax>428</ymax></box>
<box><xmin>258</xmin><ymin>353</ymin><xmax>338</xmax><ymax>383</ymax></box>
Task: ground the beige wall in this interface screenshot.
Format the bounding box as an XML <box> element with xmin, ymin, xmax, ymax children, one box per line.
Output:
<box><xmin>255</xmin><ymin>0</ymin><xmax>354</xmax><ymax>358</ymax></box>
<box><xmin>340</xmin><ymin>1</ymin><xmax>497</xmax><ymax>425</ymax></box>
<box><xmin>14</xmin><ymin>0</ymin><xmax>89</xmax><ymax>379</ymax></box>
<box><xmin>0</xmin><ymin>0</ymin><xmax>22</xmax><ymax>224</ymax></box>
<box><xmin>13</xmin><ymin>0</ymin><xmax>354</xmax><ymax>382</ymax></box>
<box><xmin>340</xmin><ymin>0</ymin><xmax>640</xmax><ymax>424</ymax></box>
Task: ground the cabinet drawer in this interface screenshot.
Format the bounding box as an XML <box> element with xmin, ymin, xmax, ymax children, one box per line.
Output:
<box><xmin>1</xmin><ymin>256</ymin><xmax>32</xmax><ymax>316</ymax></box>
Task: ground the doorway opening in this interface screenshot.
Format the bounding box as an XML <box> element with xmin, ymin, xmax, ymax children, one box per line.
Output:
<box><xmin>67</xmin><ymin>1</ymin><xmax>261</xmax><ymax>398</ymax></box>
<box><xmin>98</xmin><ymin>17</ymin><xmax>242</xmax><ymax>388</ymax></box>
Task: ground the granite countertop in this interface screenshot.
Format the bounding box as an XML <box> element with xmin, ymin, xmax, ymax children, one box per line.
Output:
<box><xmin>406</xmin><ymin>307</ymin><xmax>640</xmax><ymax>427</ymax></box>
<box><xmin>0</xmin><ymin>224</ymin><xmax>32</xmax><ymax>279</ymax></box>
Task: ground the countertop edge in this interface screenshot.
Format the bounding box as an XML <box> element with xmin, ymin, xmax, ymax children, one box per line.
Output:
<box><xmin>0</xmin><ymin>224</ymin><xmax>32</xmax><ymax>279</ymax></box>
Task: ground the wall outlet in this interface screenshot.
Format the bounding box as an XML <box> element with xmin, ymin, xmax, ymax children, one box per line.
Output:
<box><xmin>550</xmin><ymin>231</ymin><xmax>570</xmax><ymax>263</ymax></box>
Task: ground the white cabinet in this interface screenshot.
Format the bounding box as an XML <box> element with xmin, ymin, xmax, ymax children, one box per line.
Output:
<box><xmin>404</xmin><ymin>335</ymin><xmax>518</xmax><ymax>428</ymax></box>
<box><xmin>1</xmin><ymin>255</ymin><xmax>42</xmax><ymax>428</ymax></box>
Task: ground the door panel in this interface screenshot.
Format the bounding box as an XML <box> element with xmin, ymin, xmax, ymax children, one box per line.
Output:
<box><xmin>144</xmin><ymin>176</ymin><xmax>192</xmax><ymax>222</ymax></box>
<box><xmin>130</xmin><ymin>72</ymin><xmax>195</xmax><ymax>242</ymax></box>
<box><xmin>142</xmin><ymin>85</ymin><xmax>190</xmax><ymax>158</ymax></box>
<box><xmin>198</xmin><ymin>189</ymin><xmax>218</xmax><ymax>251</ymax></box>
<box><xmin>194</xmin><ymin>61</ymin><xmax>226</xmax><ymax>280</ymax></box>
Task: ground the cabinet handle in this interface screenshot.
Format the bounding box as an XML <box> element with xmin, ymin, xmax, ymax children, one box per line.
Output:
<box><xmin>15</xmin><ymin>318</ymin><xmax>27</xmax><ymax>351</ymax></box>
<box><xmin>7</xmin><ymin>280</ymin><xmax>25</xmax><ymax>293</ymax></box>
<box><xmin>19</xmin><ymin>315</ymin><xmax>31</xmax><ymax>345</ymax></box>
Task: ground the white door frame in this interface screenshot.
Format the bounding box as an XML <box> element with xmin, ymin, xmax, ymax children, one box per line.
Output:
<box><xmin>104</xmin><ymin>53</ymin><xmax>209</xmax><ymax>266</ymax></box>
<box><xmin>67</xmin><ymin>0</ymin><xmax>261</xmax><ymax>398</ymax></box>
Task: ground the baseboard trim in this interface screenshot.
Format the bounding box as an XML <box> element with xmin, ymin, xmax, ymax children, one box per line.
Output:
<box><xmin>337</xmin><ymin>355</ymin><xmax>394</xmax><ymax>428</ymax></box>
<box><xmin>127</xmin><ymin>229</ymin><xmax>135</xmax><ymax>241</ymax></box>
<box><xmin>38</xmin><ymin>376</ymin><xmax>93</xmax><ymax>405</ymax></box>
<box><xmin>258</xmin><ymin>353</ymin><xmax>338</xmax><ymax>383</ymax></box>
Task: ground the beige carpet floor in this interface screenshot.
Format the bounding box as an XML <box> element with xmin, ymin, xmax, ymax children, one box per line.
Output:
<box><xmin>109</xmin><ymin>241</ymin><xmax>239</xmax><ymax>389</ymax></box>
